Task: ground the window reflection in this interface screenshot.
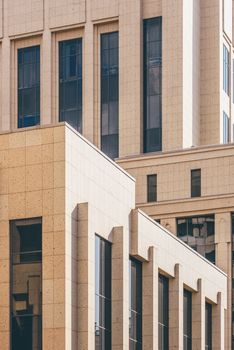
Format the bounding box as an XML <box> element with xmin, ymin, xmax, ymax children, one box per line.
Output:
<box><xmin>158</xmin><ymin>274</ymin><xmax>169</xmax><ymax>350</ymax></box>
<box><xmin>205</xmin><ymin>302</ymin><xmax>212</xmax><ymax>350</ymax></box>
<box><xmin>95</xmin><ymin>235</ymin><xmax>111</xmax><ymax>350</ymax></box>
<box><xmin>183</xmin><ymin>290</ymin><xmax>192</xmax><ymax>350</ymax></box>
<box><xmin>101</xmin><ymin>32</ymin><xmax>119</xmax><ymax>159</ymax></box>
<box><xmin>18</xmin><ymin>46</ymin><xmax>40</xmax><ymax>128</ymax></box>
<box><xmin>177</xmin><ymin>215</ymin><xmax>215</xmax><ymax>263</ymax></box>
<box><xmin>129</xmin><ymin>258</ymin><xmax>142</xmax><ymax>349</ymax></box>
<box><xmin>59</xmin><ymin>38</ymin><xmax>82</xmax><ymax>133</ymax></box>
<box><xmin>143</xmin><ymin>17</ymin><xmax>162</xmax><ymax>153</ymax></box>
<box><xmin>11</xmin><ymin>218</ymin><xmax>42</xmax><ymax>350</ymax></box>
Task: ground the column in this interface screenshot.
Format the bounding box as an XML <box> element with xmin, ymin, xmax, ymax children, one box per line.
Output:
<box><xmin>215</xmin><ymin>212</ymin><xmax>232</xmax><ymax>350</ymax></box>
<box><xmin>169</xmin><ymin>263</ymin><xmax>183</xmax><ymax>350</ymax></box>
<box><xmin>213</xmin><ymin>292</ymin><xmax>225</xmax><ymax>350</ymax></box>
<box><xmin>119</xmin><ymin>0</ymin><xmax>142</xmax><ymax>157</ymax></box>
<box><xmin>77</xmin><ymin>202</ymin><xmax>95</xmax><ymax>349</ymax></box>
<box><xmin>192</xmin><ymin>279</ymin><xmax>205</xmax><ymax>349</ymax></box>
<box><xmin>112</xmin><ymin>226</ymin><xmax>129</xmax><ymax>350</ymax></box>
<box><xmin>142</xmin><ymin>246</ymin><xmax>158</xmax><ymax>350</ymax></box>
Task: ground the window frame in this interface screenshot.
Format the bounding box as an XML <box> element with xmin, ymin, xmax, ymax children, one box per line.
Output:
<box><xmin>147</xmin><ymin>174</ymin><xmax>157</xmax><ymax>202</ymax></box>
<box><xmin>10</xmin><ymin>217</ymin><xmax>42</xmax><ymax>350</ymax></box>
<box><xmin>191</xmin><ymin>168</ymin><xmax>201</xmax><ymax>198</ymax></box>
<box><xmin>143</xmin><ymin>16</ymin><xmax>162</xmax><ymax>153</ymax></box>
<box><xmin>95</xmin><ymin>234</ymin><xmax>112</xmax><ymax>350</ymax></box>
<box><xmin>129</xmin><ymin>257</ymin><xmax>142</xmax><ymax>349</ymax></box>
<box><xmin>59</xmin><ymin>37</ymin><xmax>83</xmax><ymax>133</ymax></box>
<box><xmin>158</xmin><ymin>274</ymin><xmax>169</xmax><ymax>350</ymax></box>
<box><xmin>183</xmin><ymin>289</ymin><xmax>192</xmax><ymax>350</ymax></box>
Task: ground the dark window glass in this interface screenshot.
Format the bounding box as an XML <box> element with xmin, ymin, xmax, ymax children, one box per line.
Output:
<box><xmin>10</xmin><ymin>218</ymin><xmax>42</xmax><ymax>350</ymax></box>
<box><xmin>143</xmin><ymin>17</ymin><xmax>162</xmax><ymax>153</ymax></box>
<box><xmin>101</xmin><ymin>32</ymin><xmax>119</xmax><ymax>159</ymax></box>
<box><xmin>18</xmin><ymin>46</ymin><xmax>40</xmax><ymax>128</ymax></box>
<box><xmin>158</xmin><ymin>274</ymin><xmax>169</xmax><ymax>350</ymax></box>
<box><xmin>147</xmin><ymin>174</ymin><xmax>157</xmax><ymax>202</ymax></box>
<box><xmin>95</xmin><ymin>235</ymin><xmax>112</xmax><ymax>350</ymax></box>
<box><xmin>129</xmin><ymin>258</ymin><xmax>142</xmax><ymax>349</ymax></box>
<box><xmin>177</xmin><ymin>215</ymin><xmax>215</xmax><ymax>264</ymax></box>
<box><xmin>191</xmin><ymin>169</ymin><xmax>201</xmax><ymax>198</ymax></box>
<box><xmin>223</xmin><ymin>44</ymin><xmax>230</xmax><ymax>96</ymax></box>
<box><xmin>59</xmin><ymin>38</ymin><xmax>82</xmax><ymax>133</ymax></box>
<box><xmin>183</xmin><ymin>290</ymin><xmax>192</xmax><ymax>350</ymax></box>
<box><xmin>223</xmin><ymin>111</ymin><xmax>229</xmax><ymax>144</ymax></box>
<box><xmin>205</xmin><ymin>302</ymin><xmax>212</xmax><ymax>350</ymax></box>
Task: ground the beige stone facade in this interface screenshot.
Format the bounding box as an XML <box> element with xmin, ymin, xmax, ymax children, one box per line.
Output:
<box><xmin>0</xmin><ymin>124</ymin><xmax>228</xmax><ymax>349</ymax></box>
<box><xmin>0</xmin><ymin>0</ymin><xmax>232</xmax><ymax>348</ymax></box>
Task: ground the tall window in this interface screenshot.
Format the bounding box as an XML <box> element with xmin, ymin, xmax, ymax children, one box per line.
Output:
<box><xmin>101</xmin><ymin>32</ymin><xmax>119</xmax><ymax>159</ymax></box>
<box><xmin>143</xmin><ymin>17</ymin><xmax>162</xmax><ymax>153</ymax></box>
<box><xmin>191</xmin><ymin>169</ymin><xmax>201</xmax><ymax>198</ymax></box>
<box><xmin>223</xmin><ymin>44</ymin><xmax>230</xmax><ymax>95</ymax></box>
<box><xmin>158</xmin><ymin>274</ymin><xmax>169</xmax><ymax>350</ymax></box>
<box><xmin>10</xmin><ymin>218</ymin><xmax>42</xmax><ymax>350</ymax></box>
<box><xmin>59</xmin><ymin>38</ymin><xmax>82</xmax><ymax>133</ymax></box>
<box><xmin>95</xmin><ymin>235</ymin><xmax>112</xmax><ymax>350</ymax></box>
<box><xmin>129</xmin><ymin>258</ymin><xmax>142</xmax><ymax>349</ymax></box>
<box><xmin>147</xmin><ymin>174</ymin><xmax>157</xmax><ymax>202</ymax></box>
<box><xmin>183</xmin><ymin>289</ymin><xmax>192</xmax><ymax>350</ymax></box>
<box><xmin>18</xmin><ymin>46</ymin><xmax>40</xmax><ymax>128</ymax></box>
<box><xmin>177</xmin><ymin>215</ymin><xmax>215</xmax><ymax>263</ymax></box>
<box><xmin>205</xmin><ymin>302</ymin><xmax>212</xmax><ymax>350</ymax></box>
<box><xmin>223</xmin><ymin>111</ymin><xmax>229</xmax><ymax>144</ymax></box>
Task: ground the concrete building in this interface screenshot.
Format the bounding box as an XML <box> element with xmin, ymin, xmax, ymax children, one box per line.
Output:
<box><xmin>0</xmin><ymin>0</ymin><xmax>232</xmax><ymax>349</ymax></box>
<box><xmin>0</xmin><ymin>124</ymin><xmax>228</xmax><ymax>350</ymax></box>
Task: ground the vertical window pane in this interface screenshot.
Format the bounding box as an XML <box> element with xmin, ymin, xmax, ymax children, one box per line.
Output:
<box><xmin>223</xmin><ymin>111</ymin><xmax>229</xmax><ymax>144</ymax></box>
<box><xmin>11</xmin><ymin>218</ymin><xmax>42</xmax><ymax>350</ymax></box>
<box><xmin>183</xmin><ymin>290</ymin><xmax>192</xmax><ymax>350</ymax></box>
<box><xmin>205</xmin><ymin>302</ymin><xmax>212</xmax><ymax>350</ymax></box>
<box><xmin>18</xmin><ymin>46</ymin><xmax>40</xmax><ymax>128</ymax></box>
<box><xmin>158</xmin><ymin>274</ymin><xmax>169</xmax><ymax>350</ymax></box>
<box><xmin>223</xmin><ymin>44</ymin><xmax>230</xmax><ymax>96</ymax></box>
<box><xmin>129</xmin><ymin>258</ymin><xmax>142</xmax><ymax>349</ymax></box>
<box><xmin>101</xmin><ymin>32</ymin><xmax>119</xmax><ymax>159</ymax></box>
<box><xmin>147</xmin><ymin>174</ymin><xmax>157</xmax><ymax>202</ymax></box>
<box><xmin>177</xmin><ymin>215</ymin><xmax>215</xmax><ymax>264</ymax></box>
<box><xmin>143</xmin><ymin>17</ymin><xmax>162</xmax><ymax>153</ymax></box>
<box><xmin>191</xmin><ymin>169</ymin><xmax>201</xmax><ymax>198</ymax></box>
<box><xmin>59</xmin><ymin>38</ymin><xmax>82</xmax><ymax>133</ymax></box>
<box><xmin>95</xmin><ymin>235</ymin><xmax>111</xmax><ymax>350</ymax></box>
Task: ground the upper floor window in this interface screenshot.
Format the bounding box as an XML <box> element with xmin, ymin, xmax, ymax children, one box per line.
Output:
<box><xmin>59</xmin><ymin>38</ymin><xmax>82</xmax><ymax>133</ymax></box>
<box><xmin>223</xmin><ymin>44</ymin><xmax>230</xmax><ymax>95</ymax></box>
<box><xmin>158</xmin><ymin>274</ymin><xmax>169</xmax><ymax>350</ymax></box>
<box><xmin>191</xmin><ymin>169</ymin><xmax>201</xmax><ymax>198</ymax></box>
<box><xmin>10</xmin><ymin>218</ymin><xmax>42</xmax><ymax>350</ymax></box>
<box><xmin>205</xmin><ymin>302</ymin><xmax>212</xmax><ymax>350</ymax></box>
<box><xmin>129</xmin><ymin>257</ymin><xmax>142</xmax><ymax>349</ymax></box>
<box><xmin>147</xmin><ymin>174</ymin><xmax>157</xmax><ymax>202</ymax></box>
<box><xmin>183</xmin><ymin>289</ymin><xmax>192</xmax><ymax>350</ymax></box>
<box><xmin>223</xmin><ymin>111</ymin><xmax>229</xmax><ymax>144</ymax></box>
<box><xmin>101</xmin><ymin>32</ymin><xmax>119</xmax><ymax>159</ymax></box>
<box><xmin>177</xmin><ymin>215</ymin><xmax>215</xmax><ymax>263</ymax></box>
<box><xmin>143</xmin><ymin>17</ymin><xmax>162</xmax><ymax>153</ymax></box>
<box><xmin>95</xmin><ymin>235</ymin><xmax>112</xmax><ymax>350</ymax></box>
<box><xmin>18</xmin><ymin>46</ymin><xmax>40</xmax><ymax>128</ymax></box>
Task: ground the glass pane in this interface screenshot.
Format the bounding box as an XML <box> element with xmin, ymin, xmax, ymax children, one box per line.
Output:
<box><xmin>144</xmin><ymin>17</ymin><xmax>162</xmax><ymax>153</ymax></box>
<box><xmin>101</xmin><ymin>32</ymin><xmax>119</xmax><ymax>159</ymax></box>
<box><xmin>18</xmin><ymin>46</ymin><xmax>40</xmax><ymax>128</ymax></box>
<box><xmin>11</xmin><ymin>218</ymin><xmax>42</xmax><ymax>350</ymax></box>
<box><xmin>59</xmin><ymin>38</ymin><xmax>82</xmax><ymax>133</ymax></box>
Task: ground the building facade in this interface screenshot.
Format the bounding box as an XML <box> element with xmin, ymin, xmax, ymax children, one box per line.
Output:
<box><xmin>0</xmin><ymin>124</ymin><xmax>228</xmax><ymax>350</ymax></box>
<box><xmin>0</xmin><ymin>0</ymin><xmax>232</xmax><ymax>349</ymax></box>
